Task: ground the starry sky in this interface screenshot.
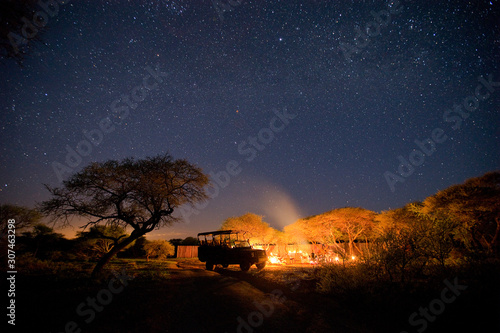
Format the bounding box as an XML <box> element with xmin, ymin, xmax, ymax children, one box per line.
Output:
<box><xmin>1</xmin><ymin>0</ymin><xmax>499</xmax><ymax>239</ymax></box>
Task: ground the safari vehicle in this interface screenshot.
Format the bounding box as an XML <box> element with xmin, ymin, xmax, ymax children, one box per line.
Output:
<box><xmin>197</xmin><ymin>230</ymin><xmax>267</xmax><ymax>271</ymax></box>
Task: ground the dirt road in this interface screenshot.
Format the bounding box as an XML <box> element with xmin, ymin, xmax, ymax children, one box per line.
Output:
<box><xmin>101</xmin><ymin>260</ymin><xmax>371</xmax><ymax>333</ymax></box>
<box><xmin>17</xmin><ymin>259</ymin><xmax>372</xmax><ymax>333</ymax></box>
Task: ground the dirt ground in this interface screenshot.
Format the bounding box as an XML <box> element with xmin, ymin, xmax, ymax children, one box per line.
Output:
<box><xmin>12</xmin><ymin>258</ymin><xmax>500</xmax><ymax>333</ymax></box>
<box><xmin>13</xmin><ymin>259</ymin><xmax>368</xmax><ymax>333</ymax></box>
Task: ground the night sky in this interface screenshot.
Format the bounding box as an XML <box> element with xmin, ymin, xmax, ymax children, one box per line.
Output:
<box><xmin>1</xmin><ymin>0</ymin><xmax>499</xmax><ymax>239</ymax></box>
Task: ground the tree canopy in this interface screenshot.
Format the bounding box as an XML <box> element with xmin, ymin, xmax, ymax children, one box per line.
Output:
<box><xmin>40</xmin><ymin>153</ymin><xmax>209</xmax><ymax>278</ymax></box>
<box><xmin>75</xmin><ymin>225</ymin><xmax>128</xmax><ymax>260</ymax></box>
<box><xmin>421</xmin><ymin>171</ymin><xmax>500</xmax><ymax>255</ymax></box>
<box><xmin>220</xmin><ymin>213</ymin><xmax>274</xmax><ymax>244</ymax></box>
<box><xmin>144</xmin><ymin>240</ymin><xmax>175</xmax><ymax>261</ymax></box>
<box><xmin>0</xmin><ymin>203</ymin><xmax>41</xmax><ymax>237</ymax></box>
<box><xmin>285</xmin><ymin>207</ymin><xmax>376</xmax><ymax>244</ymax></box>
<box><xmin>18</xmin><ymin>223</ymin><xmax>70</xmax><ymax>260</ymax></box>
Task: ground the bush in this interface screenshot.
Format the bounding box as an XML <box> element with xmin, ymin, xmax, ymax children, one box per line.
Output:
<box><xmin>16</xmin><ymin>254</ymin><xmax>92</xmax><ymax>277</ymax></box>
<box><xmin>144</xmin><ymin>240</ymin><xmax>175</xmax><ymax>260</ymax></box>
<box><xmin>316</xmin><ymin>262</ymin><xmax>382</xmax><ymax>297</ymax></box>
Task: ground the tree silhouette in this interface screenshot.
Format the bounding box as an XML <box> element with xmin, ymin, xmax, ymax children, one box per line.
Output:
<box><xmin>40</xmin><ymin>153</ymin><xmax>210</xmax><ymax>279</ymax></box>
<box><xmin>181</xmin><ymin>236</ymin><xmax>198</xmax><ymax>245</ymax></box>
<box><xmin>19</xmin><ymin>223</ymin><xmax>68</xmax><ymax>259</ymax></box>
<box><xmin>75</xmin><ymin>225</ymin><xmax>128</xmax><ymax>260</ymax></box>
<box><xmin>0</xmin><ymin>203</ymin><xmax>41</xmax><ymax>237</ymax></box>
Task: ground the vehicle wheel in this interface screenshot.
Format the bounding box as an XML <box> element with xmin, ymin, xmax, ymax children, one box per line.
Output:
<box><xmin>256</xmin><ymin>262</ymin><xmax>266</xmax><ymax>270</ymax></box>
<box><xmin>206</xmin><ymin>261</ymin><xmax>214</xmax><ymax>271</ymax></box>
<box><xmin>240</xmin><ymin>262</ymin><xmax>251</xmax><ymax>272</ymax></box>
<box><xmin>222</xmin><ymin>264</ymin><xmax>229</xmax><ymax>268</ymax></box>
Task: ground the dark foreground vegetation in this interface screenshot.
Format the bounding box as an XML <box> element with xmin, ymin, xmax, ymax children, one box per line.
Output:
<box><xmin>9</xmin><ymin>255</ymin><xmax>500</xmax><ymax>333</ymax></box>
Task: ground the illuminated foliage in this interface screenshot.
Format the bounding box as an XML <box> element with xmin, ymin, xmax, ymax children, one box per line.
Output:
<box><xmin>285</xmin><ymin>207</ymin><xmax>376</xmax><ymax>256</ymax></box>
<box><xmin>374</xmin><ymin>205</ymin><xmax>431</xmax><ymax>282</ymax></box>
<box><xmin>143</xmin><ymin>240</ymin><xmax>175</xmax><ymax>261</ymax></box>
<box><xmin>422</xmin><ymin>171</ymin><xmax>500</xmax><ymax>256</ymax></box>
<box><xmin>220</xmin><ymin>213</ymin><xmax>275</xmax><ymax>244</ymax></box>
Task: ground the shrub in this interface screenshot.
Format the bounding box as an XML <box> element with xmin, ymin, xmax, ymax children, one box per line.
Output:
<box><xmin>316</xmin><ymin>262</ymin><xmax>381</xmax><ymax>297</ymax></box>
<box><xmin>16</xmin><ymin>254</ymin><xmax>91</xmax><ymax>277</ymax></box>
<box><xmin>144</xmin><ymin>240</ymin><xmax>175</xmax><ymax>261</ymax></box>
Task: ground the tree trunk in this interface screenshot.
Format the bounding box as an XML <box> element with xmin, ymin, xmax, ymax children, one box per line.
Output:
<box><xmin>90</xmin><ymin>231</ymin><xmax>144</xmax><ymax>280</ymax></box>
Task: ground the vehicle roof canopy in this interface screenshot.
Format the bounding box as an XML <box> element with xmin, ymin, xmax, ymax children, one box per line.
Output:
<box><xmin>197</xmin><ymin>230</ymin><xmax>243</xmax><ymax>237</ymax></box>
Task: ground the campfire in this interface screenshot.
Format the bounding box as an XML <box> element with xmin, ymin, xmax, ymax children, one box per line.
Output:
<box><xmin>253</xmin><ymin>244</ymin><xmax>359</xmax><ymax>265</ymax></box>
<box><xmin>265</xmin><ymin>250</ymin><xmax>317</xmax><ymax>265</ymax></box>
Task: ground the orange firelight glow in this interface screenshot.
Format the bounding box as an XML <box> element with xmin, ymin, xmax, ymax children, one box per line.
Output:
<box><xmin>268</xmin><ymin>253</ymin><xmax>282</xmax><ymax>264</ymax></box>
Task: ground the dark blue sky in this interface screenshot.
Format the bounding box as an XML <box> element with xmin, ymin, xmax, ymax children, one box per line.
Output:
<box><xmin>1</xmin><ymin>0</ymin><xmax>499</xmax><ymax>239</ymax></box>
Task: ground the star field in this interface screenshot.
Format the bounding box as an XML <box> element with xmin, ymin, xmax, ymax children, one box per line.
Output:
<box><xmin>1</xmin><ymin>0</ymin><xmax>499</xmax><ymax>238</ymax></box>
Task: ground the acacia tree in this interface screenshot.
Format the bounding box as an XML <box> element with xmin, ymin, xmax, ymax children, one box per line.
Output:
<box><xmin>374</xmin><ymin>205</ymin><xmax>430</xmax><ymax>282</ymax></box>
<box><xmin>284</xmin><ymin>218</ymin><xmax>312</xmax><ymax>243</ymax></box>
<box><xmin>422</xmin><ymin>171</ymin><xmax>500</xmax><ymax>257</ymax></box>
<box><xmin>18</xmin><ymin>223</ymin><xmax>71</xmax><ymax>259</ymax></box>
<box><xmin>285</xmin><ymin>212</ymin><xmax>346</xmax><ymax>259</ymax></box>
<box><xmin>220</xmin><ymin>213</ymin><xmax>274</xmax><ymax>244</ymax></box>
<box><xmin>406</xmin><ymin>202</ymin><xmax>459</xmax><ymax>267</ymax></box>
<box><xmin>0</xmin><ymin>204</ymin><xmax>41</xmax><ymax>237</ymax></box>
<box><xmin>291</xmin><ymin>208</ymin><xmax>376</xmax><ymax>254</ymax></box>
<box><xmin>284</xmin><ymin>208</ymin><xmax>376</xmax><ymax>259</ymax></box>
<box><xmin>285</xmin><ymin>215</ymin><xmax>328</xmax><ymax>244</ymax></box>
<box><xmin>40</xmin><ymin>154</ymin><xmax>209</xmax><ymax>279</ymax></box>
<box><xmin>326</xmin><ymin>207</ymin><xmax>376</xmax><ymax>257</ymax></box>
<box><xmin>0</xmin><ymin>204</ymin><xmax>42</xmax><ymax>262</ymax></box>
